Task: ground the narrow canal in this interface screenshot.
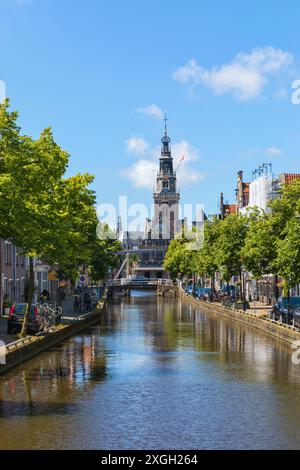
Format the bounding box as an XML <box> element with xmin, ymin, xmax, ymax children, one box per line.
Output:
<box><xmin>1</xmin><ymin>291</ymin><xmax>300</xmax><ymax>450</ymax></box>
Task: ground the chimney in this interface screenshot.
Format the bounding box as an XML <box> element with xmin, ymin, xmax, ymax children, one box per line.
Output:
<box><xmin>220</xmin><ymin>193</ymin><xmax>224</xmax><ymax>220</ymax></box>
<box><xmin>237</xmin><ymin>171</ymin><xmax>244</xmax><ymax>209</ymax></box>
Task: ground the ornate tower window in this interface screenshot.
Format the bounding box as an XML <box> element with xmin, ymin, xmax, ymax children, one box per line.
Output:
<box><xmin>162</xmin><ymin>180</ymin><xmax>169</xmax><ymax>190</ymax></box>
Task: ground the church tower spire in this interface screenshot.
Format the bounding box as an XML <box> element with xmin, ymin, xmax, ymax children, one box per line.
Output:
<box><xmin>157</xmin><ymin>114</ymin><xmax>176</xmax><ymax>192</ymax></box>
<box><xmin>164</xmin><ymin>112</ymin><xmax>168</xmax><ymax>135</ymax></box>
<box><xmin>161</xmin><ymin>113</ymin><xmax>171</xmax><ymax>157</ymax></box>
<box><xmin>152</xmin><ymin>115</ymin><xmax>180</xmax><ymax>240</ymax></box>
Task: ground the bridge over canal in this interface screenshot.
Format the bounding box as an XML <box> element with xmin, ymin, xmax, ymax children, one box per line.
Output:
<box><xmin>107</xmin><ymin>278</ymin><xmax>180</xmax><ymax>298</ymax></box>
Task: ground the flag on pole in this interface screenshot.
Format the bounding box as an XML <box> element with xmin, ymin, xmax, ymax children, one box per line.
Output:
<box><xmin>176</xmin><ymin>155</ymin><xmax>185</xmax><ymax>172</ymax></box>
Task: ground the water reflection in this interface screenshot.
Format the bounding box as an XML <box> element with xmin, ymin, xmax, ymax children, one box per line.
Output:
<box><xmin>0</xmin><ymin>332</ymin><xmax>107</xmax><ymax>415</ymax></box>
<box><xmin>0</xmin><ymin>291</ymin><xmax>300</xmax><ymax>449</ymax></box>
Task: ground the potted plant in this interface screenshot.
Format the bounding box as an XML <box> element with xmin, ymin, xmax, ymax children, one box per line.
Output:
<box><xmin>3</xmin><ymin>294</ymin><xmax>11</xmax><ymax>316</ymax></box>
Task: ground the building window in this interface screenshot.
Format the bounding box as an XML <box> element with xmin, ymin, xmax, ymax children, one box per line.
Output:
<box><xmin>170</xmin><ymin>211</ymin><xmax>174</xmax><ymax>239</ymax></box>
<box><xmin>16</xmin><ymin>279</ymin><xmax>20</xmax><ymax>302</ymax></box>
<box><xmin>5</xmin><ymin>241</ymin><xmax>10</xmax><ymax>264</ymax></box>
<box><xmin>8</xmin><ymin>280</ymin><xmax>13</xmax><ymax>302</ymax></box>
<box><xmin>21</xmin><ymin>278</ymin><xmax>25</xmax><ymax>300</ymax></box>
<box><xmin>4</xmin><ymin>278</ymin><xmax>8</xmax><ymax>296</ymax></box>
<box><xmin>42</xmin><ymin>271</ymin><xmax>49</xmax><ymax>291</ymax></box>
<box><xmin>159</xmin><ymin>211</ymin><xmax>163</xmax><ymax>239</ymax></box>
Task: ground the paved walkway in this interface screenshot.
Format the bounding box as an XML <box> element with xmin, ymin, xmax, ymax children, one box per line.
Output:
<box><xmin>61</xmin><ymin>296</ymin><xmax>88</xmax><ymax>320</ymax></box>
<box><xmin>62</xmin><ymin>297</ymin><xmax>76</xmax><ymax>315</ymax></box>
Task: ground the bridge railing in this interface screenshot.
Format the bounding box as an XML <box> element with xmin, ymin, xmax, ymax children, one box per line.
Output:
<box><xmin>108</xmin><ymin>278</ymin><xmax>174</xmax><ymax>287</ymax></box>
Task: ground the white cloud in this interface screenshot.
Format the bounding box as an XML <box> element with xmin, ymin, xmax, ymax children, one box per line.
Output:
<box><xmin>172</xmin><ymin>140</ymin><xmax>199</xmax><ymax>163</ymax></box>
<box><xmin>126</xmin><ymin>136</ymin><xmax>149</xmax><ymax>156</ymax></box>
<box><xmin>122</xmin><ymin>138</ymin><xmax>204</xmax><ymax>189</ymax></box>
<box><xmin>265</xmin><ymin>147</ymin><xmax>284</xmax><ymax>157</ymax></box>
<box><xmin>171</xmin><ymin>140</ymin><xmax>204</xmax><ymax>186</ymax></box>
<box><xmin>121</xmin><ymin>160</ymin><xmax>157</xmax><ymax>189</ymax></box>
<box><xmin>173</xmin><ymin>46</ymin><xmax>293</xmax><ymax>101</ymax></box>
<box><xmin>136</xmin><ymin>104</ymin><xmax>164</xmax><ymax>120</ymax></box>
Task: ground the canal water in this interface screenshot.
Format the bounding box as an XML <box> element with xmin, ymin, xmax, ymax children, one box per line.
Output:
<box><xmin>1</xmin><ymin>291</ymin><xmax>300</xmax><ymax>450</ymax></box>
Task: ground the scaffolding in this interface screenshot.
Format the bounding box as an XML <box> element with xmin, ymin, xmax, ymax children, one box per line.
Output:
<box><xmin>249</xmin><ymin>163</ymin><xmax>273</xmax><ymax>211</ymax></box>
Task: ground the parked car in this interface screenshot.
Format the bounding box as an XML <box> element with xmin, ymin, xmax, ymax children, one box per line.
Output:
<box><xmin>221</xmin><ymin>285</ymin><xmax>236</xmax><ymax>297</ymax></box>
<box><xmin>195</xmin><ymin>287</ymin><xmax>211</xmax><ymax>298</ymax></box>
<box><xmin>271</xmin><ymin>296</ymin><xmax>300</xmax><ymax>325</ymax></box>
<box><xmin>185</xmin><ymin>284</ymin><xmax>193</xmax><ymax>295</ymax></box>
<box><xmin>7</xmin><ymin>303</ymin><xmax>45</xmax><ymax>335</ymax></box>
<box><xmin>194</xmin><ymin>286</ymin><xmax>203</xmax><ymax>298</ymax></box>
<box><xmin>194</xmin><ymin>286</ymin><xmax>207</xmax><ymax>298</ymax></box>
<box><xmin>184</xmin><ymin>285</ymin><xmax>211</xmax><ymax>298</ymax></box>
<box><xmin>203</xmin><ymin>287</ymin><xmax>212</xmax><ymax>296</ymax></box>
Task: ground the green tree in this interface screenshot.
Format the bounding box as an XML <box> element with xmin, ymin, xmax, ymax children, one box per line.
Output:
<box><xmin>274</xmin><ymin>219</ymin><xmax>300</xmax><ymax>294</ymax></box>
<box><xmin>90</xmin><ymin>225</ymin><xmax>121</xmax><ymax>283</ymax></box>
<box><xmin>268</xmin><ymin>180</ymin><xmax>300</xmax><ymax>295</ymax></box>
<box><xmin>163</xmin><ymin>238</ymin><xmax>187</xmax><ymax>280</ymax></box>
<box><xmin>195</xmin><ymin>217</ymin><xmax>220</xmax><ymax>278</ymax></box>
<box><xmin>242</xmin><ymin>212</ymin><xmax>277</xmax><ymax>279</ymax></box>
<box><xmin>0</xmin><ymin>100</ymin><xmax>100</xmax><ymax>336</ymax></box>
<box><xmin>214</xmin><ymin>214</ymin><xmax>248</xmax><ymax>283</ymax></box>
<box><xmin>269</xmin><ymin>179</ymin><xmax>300</xmax><ymax>234</ymax></box>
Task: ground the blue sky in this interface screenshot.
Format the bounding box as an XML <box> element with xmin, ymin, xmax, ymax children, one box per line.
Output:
<box><xmin>1</xmin><ymin>0</ymin><xmax>300</xmax><ymax>217</ymax></box>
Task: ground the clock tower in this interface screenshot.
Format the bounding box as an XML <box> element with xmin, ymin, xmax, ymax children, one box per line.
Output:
<box><xmin>152</xmin><ymin>115</ymin><xmax>180</xmax><ymax>240</ymax></box>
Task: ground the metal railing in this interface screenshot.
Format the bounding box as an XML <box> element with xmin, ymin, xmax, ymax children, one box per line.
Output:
<box><xmin>108</xmin><ymin>278</ymin><xmax>174</xmax><ymax>287</ymax></box>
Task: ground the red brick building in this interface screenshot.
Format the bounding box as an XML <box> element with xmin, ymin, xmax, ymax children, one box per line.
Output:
<box><xmin>219</xmin><ymin>193</ymin><xmax>237</xmax><ymax>219</ymax></box>
<box><xmin>0</xmin><ymin>240</ymin><xmax>27</xmax><ymax>315</ymax></box>
<box><xmin>278</xmin><ymin>173</ymin><xmax>300</xmax><ymax>185</ymax></box>
<box><xmin>219</xmin><ymin>171</ymin><xmax>250</xmax><ymax>220</ymax></box>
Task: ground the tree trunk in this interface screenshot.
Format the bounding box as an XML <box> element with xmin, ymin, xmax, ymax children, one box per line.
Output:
<box><xmin>274</xmin><ymin>275</ymin><xmax>279</xmax><ymax>302</ymax></box>
<box><xmin>192</xmin><ymin>272</ymin><xmax>196</xmax><ymax>295</ymax></box>
<box><xmin>239</xmin><ymin>271</ymin><xmax>242</xmax><ymax>300</ymax></box>
<box><xmin>19</xmin><ymin>256</ymin><xmax>34</xmax><ymax>338</ymax></box>
<box><xmin>210</xmin><ymin>275</ymin><xmax>215</xmax><ymax>301</ymax></box>
<box><xmin>287</xmin><ymin>287</ymin><xmax>291</xmax><ymax>323</ymax></box>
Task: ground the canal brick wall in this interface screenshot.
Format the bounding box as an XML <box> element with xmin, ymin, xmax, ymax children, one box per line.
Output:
<box><xmin>0</xmin><ymin>292</ymin><xmax>108</xmax><ymax>376</ymax></box>
<box><xmin>182</xmin><ymin>293</ymin><xmax>300</xmax><ymax>345</ymax></box>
